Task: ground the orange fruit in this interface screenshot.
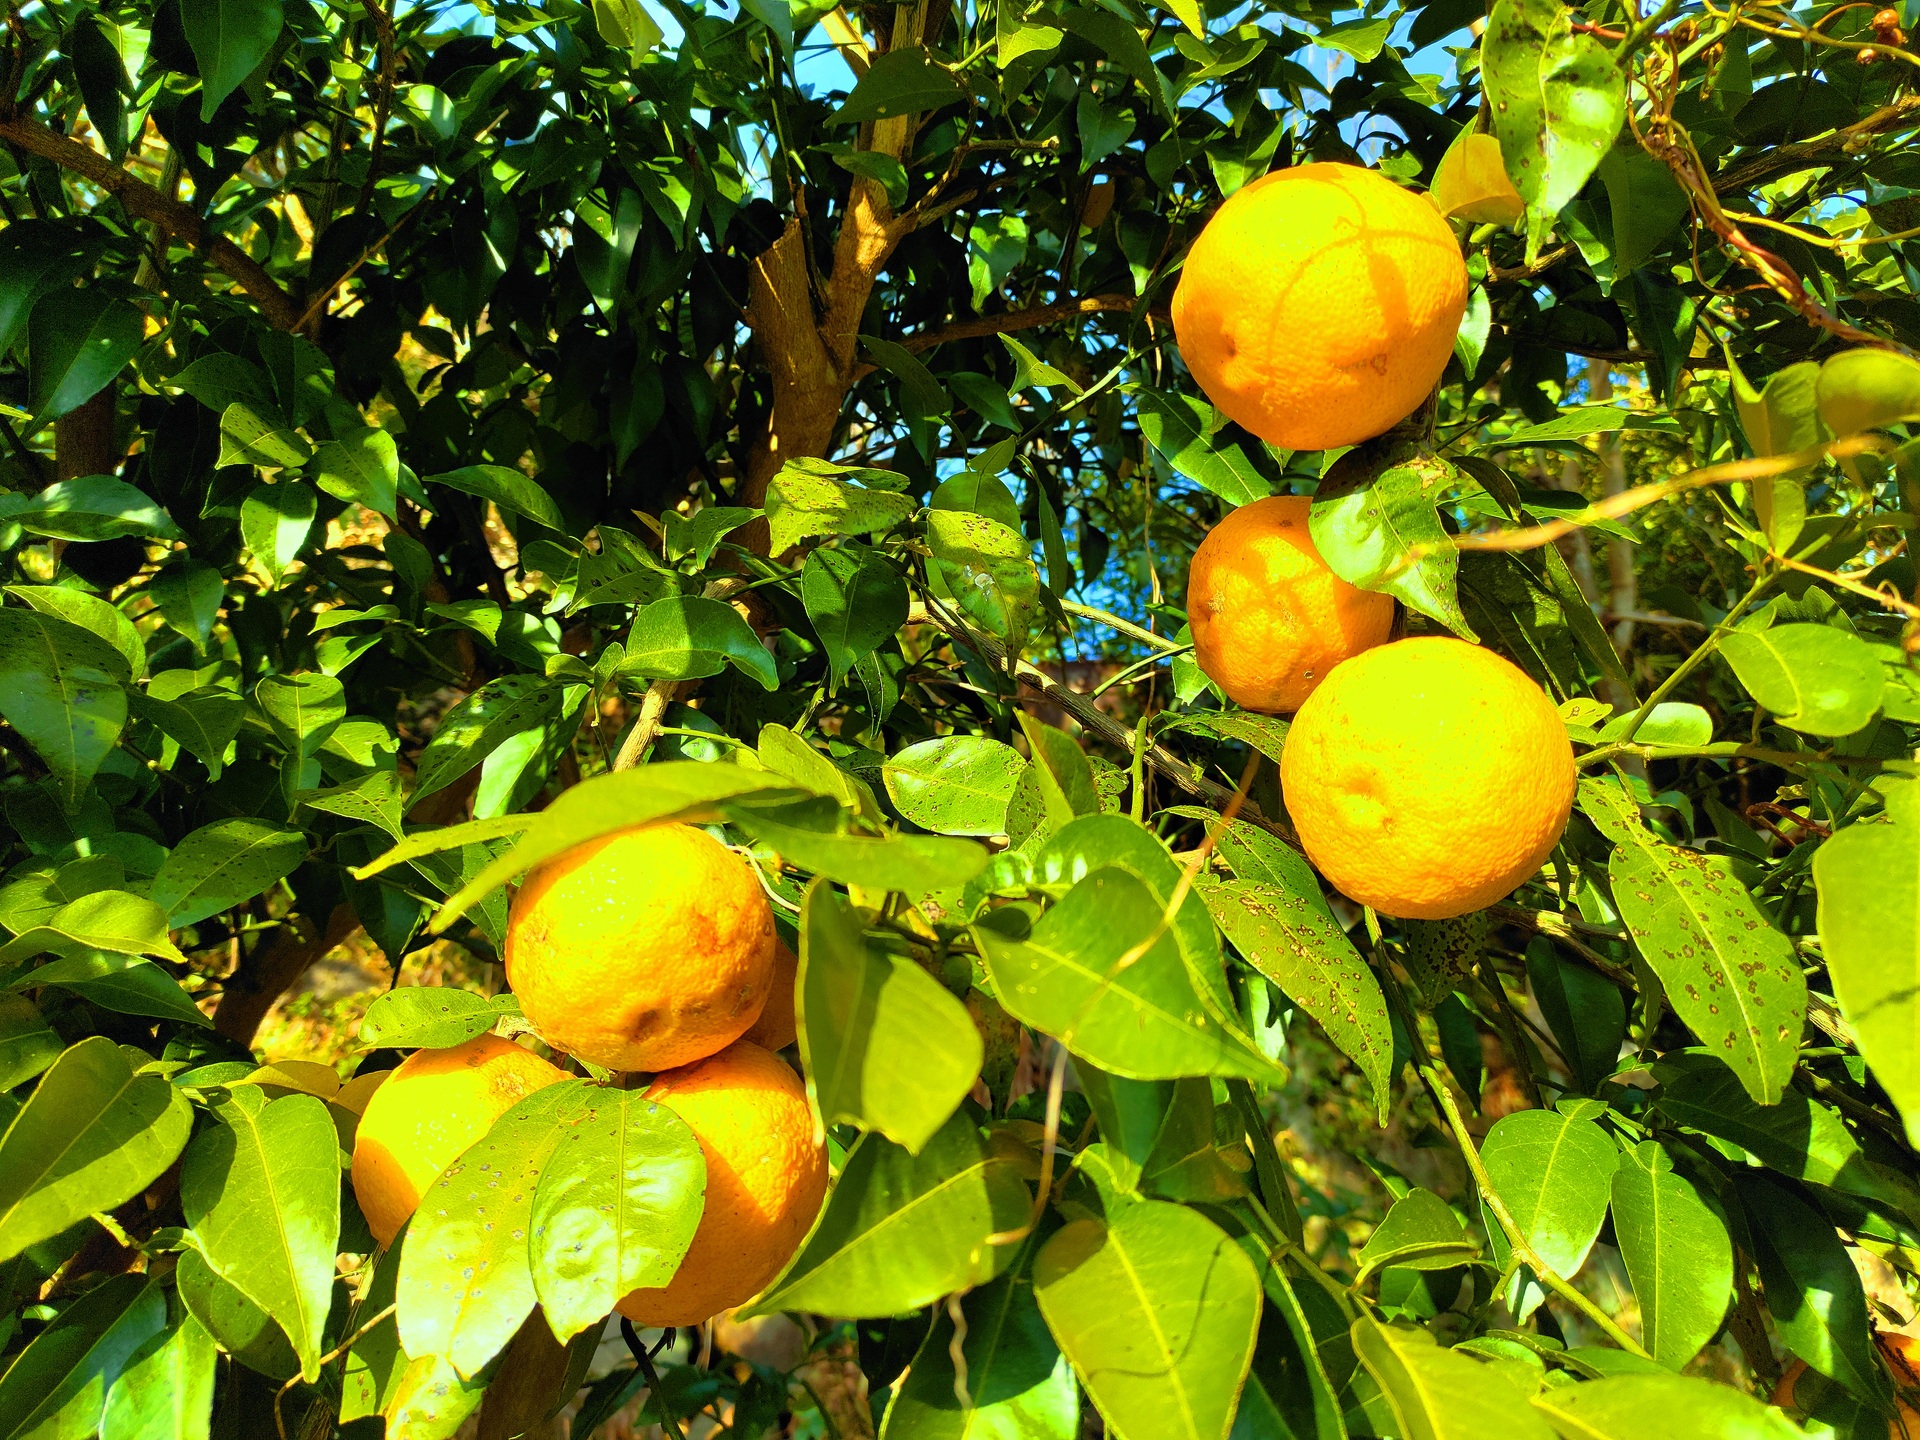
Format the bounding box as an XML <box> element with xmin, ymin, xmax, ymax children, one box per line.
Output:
<box><xmin>741</xmin><ymin>937</ymin><xmax>798</xmax><ymax>1052</ymax></box>
<box><xmin>1186</xmin><ymin>495</ymin><xmax>1395</xmax><ymax>713</ymax></box>
<box><xmin>1171</xmin><ymin>162</ymin><xmax>1468</xmax><ymax>451</ymax></box>
<box><xmin>1278</xmin><ymin>637</ymin><xmax>1574</xmax><ymax>920</ymax></box>
<box><xmin>349</xmin><ymin>1034</ymin><xmax>566</xmax><ymax>1247</ymax></box>
<box><xmin>615</xmin><ymin>1040</ymin><xmax>827</xmax><ymax>1327</ymax></box>
<box><xmin>505</xmin><ymin>823</ymin><xmax>776</xmax><ymax>1072</ymax></box>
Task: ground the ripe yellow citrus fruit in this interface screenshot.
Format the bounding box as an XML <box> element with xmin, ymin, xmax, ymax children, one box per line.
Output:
<box><xmin>1186</xmin><ymin>495</ymin><xmax>1395</xmax><ymax>713</ymax></box>
<box><xmin>349</xmin><ymin>1033</ymin><xmax>566</xmax><ymax>1247</ymax></box>
<box><xmin>741</xmin><ymin>937</ymin><xmax>798</xmax><ymax>1052</ymax></box>
<box><xmin>615</xmin><ymin>1040</ymin><xmax>827</xmax><ymax>1327</ymax></box>
<box><xmin>1172</xmin><ymin>162</ymin><xmax>1469</xmax><ymax>451</ymax></box>
<box><xmin>1278</xmin><ymin>637</ymin><xmax>1575</xmax><ymax>920</ymax></box>
<box><xmin>505</xmin><ymin>823</ymin><xmax>776</xmax><ymax>1072</ymax></box>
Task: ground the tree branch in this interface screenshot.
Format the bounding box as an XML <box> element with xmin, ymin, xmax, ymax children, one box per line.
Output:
<box><xmin>0</xmin><ymin>113</ymin><xmax>304</xmax><ymax>331</ymax></box>
<box><xmin>1713</xmin><ymin>94</ymin><xmax>1920</xmax><ymax>194</ymax></box>
<box><xmin>899</xmin><ymin>294</ymin><xmax>1149</xmax><ymax>355</ymax></box>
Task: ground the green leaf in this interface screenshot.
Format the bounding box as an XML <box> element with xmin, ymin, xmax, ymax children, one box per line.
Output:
<box><xmin>180</xmin><ymin>1089</ymin><xmax>341</xmax><ymax>1382</ymax></box>
<box><xmin>1739</xmin><ymin>1173</ymin><xmax>1887</xmax><ymax>1403</ymax></box>
<box><xmin>0</xmin><ymin>1276</ymin><xmax>167</xmax><ymax>1440</ymax></box>
<box><xmin>832</xmin><ymin>46</ymin><xmax>964</xmax><ymax>125</ymax></box>
<box><xmin>27</xmin><ymin>288</ymin><xmax>144</xmax><ymax>420</ymax></box>
<box><xmin>303</xmin><ymin>768</ymin><xmax>406</xmax><ymax>841</ymax></box>
<box><xmin>1355</xmin><ymin>1189</ymin><xmax>1479</xmax><ymax>1282</ymax></box>
<box><xmin>218</xmin><ymin>401</ymin><xmax>311</xmax><ymax>469</ymax></box>
<box><xmin>594</xmin><ymin>0</ymin><xmax>664</xmax><ymax>53</ymax></box>
<box><xmin>1580</xmin><ymin>780</ymin><xmax>1806</xmax><ymax>1105</ymax></box>
<box><xmin>798</xmin><ymin>545</ymin><xmax>910</xmax><ymax>695</ymax></box>
<box><xmin>1134</xmin><ymin>388</ymin><xmax>1270</xmax><ymax>507</ymax></box>
<box><xmin>1034</xmin><ymin>1200</ymin><xmax>1261</xmax><ymax>1440</ymax></box>
<box><xmin>397</xmin><ymin>1084</ymin><xmax>579</xmax><ymax>1377</ymax></box>
<box><xmin>880</xmin><ymin>1233</ymin><xmax>1077</xmax><ymax>1440</ymax></box>
<box><xmin>1818</xmin><ymin>347</ymin><xmax>1920</xmax><ymax>436</ymax></box>
<box><xmin>528</xmin><ymin>1087</ymin><xmax>706</xmax><ymax>1343</ymax></box>
<box><xmin>883</xmin><ymin>735</ymin><xmax>1025</xmax><ymax>836</ymax></box>
<box><xmin>1309</xmin><ymin>453</ymin><xmax>1476</xmax><ymax>639</ymax></box>
<box><xmin>425</xmin><ymin>465</ymin><xmax>564</xmax><ymax>531</ymax></box>
<box><xmin>1652</xmin><ymin>1056</ymin><xmax>1920</xmax><ymax>1220</ymax></box>
<box><xmin>623</xmin><ymin>595</ymin><xmax>778</xmax><ymax>690</ymax></box>
<box><xmin>765</xmin><ymin>464</ymin><xmax>916</xmax><ymax>553</ymax></box>
<box><xmin>748</xmin><ymin>1111</ymin><xmax>1029</xmax><ymax>1317</ymax></box>
<box><xmin>976</xmin><ymin>865</ymin><xmax>1284</xmax><ymax>1084</ymax></box>
<box><xmin>864</xmin><ymin>336</ymin><xmax>953</xmax><ymax>420</ymax></box>
<box><xmin>1718</xmin><ymin>624</ymin><xmax>1883</xmax><ymax>737</ymax></box>
<box><xmin>148</xmin><ymin>818</ymin><xmax>308</xmax><ymax>929</ymax></box>
<box><xmin>6</xmin><ymin>474</ymin><xmax>182</xmax><ymax>543</ymax></box>
<box><xmin>240</xmin><ymin>482</ymin><xmax>318</xmax><ymax>582</ymax></box>
<box><xmin>170</xmin><ymin>352</ymin><xmax>277</xmax><ymax>416</ymax></box>
<box><xmin>16</xmin><ymin>952</ymin><xmax>210</xmax><ymax>1028</ymax></box>
<box><xmin>733</xmin><ymin>808</ymin><xmax>990</xmax><ymax>893</ymax></box>
<box><xmin>127</xmin><ymin>685</ymin><xmax>244</xmax><ymax>779</ymax></box>
<box><xmin>339</xmin><ymin>1241</ymin><xmax>404</xmax><ymax>1420</ymax></box>
<box><xmin>175</xmin><ymin>1248</ymin><xmax>300</xmax><ymax>1380</ymax></box>
<box><xmin>1479</xmin><ymin>1108</ymin><xmax>1618</xmax><ymax>1281</ymax></box>
<box><xmin>413</xmin><ymin>675</ymin><xmax>570</xmax><ymax>803</ymax></box>
<box><xmin>0</xmin><ymin>222</ymin><xmax>103</xmax><ymax>353</ymax></box>
<box><xmin>0</xmin><ymin>605</ymin><xmax>128</xmax><ymax>812</ymax></box>
<box><xmin>181</xmin><ymin>0</ymin><xmax>284</xmax><ymax>118</ymax></box>
<box><xmin>1530</xmin><ymin>1373</ymin><xmax>1804</xmax><ymax>1439</ymax></box>
<box><xmin>1526</xmin><ymin>941</ymin><xmax>1627</xmax><ymax>1094</ymax></box>
<box><xmin>1597</xmin><ymin>147</ymin><xmax>1690</xmax><ymax>278</ymax></box>
<box><xmin>146</xmin><ymin>564</ymin><xmax>223</xmax><ymax>654</ymax></box>
<box><xmin>254</xmin><ymin>672</ymin><xmax>346</xmax><ymax>758</ymax></box>
<box><xmin>1482</xmin><ymin>0</ymin><xmax>1627</xmax><ymax>260</ymax></box>
<box><xmin>1352</xmin><ymin>1318</ymin><xmax>1556</xmax><ymax>1440</ymax></box>
<box><xmin>1816</xmin><ymin>778</ymin><xmax>1920</xmax><ymax>1146</ymax></box>
<box><xmin>358</xmin><ymin>986</ymin><xmax>500</xmax><ymax>1050</ymax></box>
<box><xmin>928</xmin><ymin>510</ymin><xmax>1042</xmax><ymax>651</ymax></box>
<box><xmin>797</xmin><ymin>880</ymin><xmax>982</xmax><ymax>1153</ymax></box>
<box><xmin>311</xmin><ymin>426</ymin><xmax>400</xmax><ymax>518</ymax></box>
<box><xmin>1609</xmin><ymin>1142</ymin><xmax>1732</xmax><ymax>1370</ymax></box>
<box><xmin>0</xmin><ymin>994</ymin><xmax>63</xmax><ymax>1091</ymax></box>
<box><xmin>999</xmin><ymin>334</ymin><xmax>1082</xmax><ymax>396</ymax></box>
<box><xmin>0</xmin><ymin>1037</ymin><xmax>193</xmax><ymax>1265</ymax></box>
<box><xmin>1199</xmin><ymin>874</ymin><xmax>1393</xmax><ymax>1120</ymax></box>
<box><xmin>0</xmin><ymin>890</ymin><xmax>186</xmax><ymax>967</ymax></box>
<box><xmin>3</xmin><ymin>586</ymin><xmax>142</xmax><ymax>682</ymax></box>
<box><xmin>100</xmin><ymin>1315</ymin><xmax>218</xmax><ymax>1440</ymax></box>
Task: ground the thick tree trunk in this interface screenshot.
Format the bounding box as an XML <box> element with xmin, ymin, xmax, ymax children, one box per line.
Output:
<box><xmin>212</xmin><ymin>902</ymin><xmax>361</xmax><ymax>1048</ymax></box>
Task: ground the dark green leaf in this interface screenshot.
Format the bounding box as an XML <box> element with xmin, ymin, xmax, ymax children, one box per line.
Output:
<box><xmin>181</xmin><ymin>0</ymin><xmax>285</xmax><ymax>118</ymax></box>
<box><xmin>802</xmin><ymin>544</ymin><xmax>909</xmax><ymax>689</ymax></box>
<box><xmin>28</xmin><ymin>288</ymin><xmax>144</xmax><ymax>420</ymax></box>
<box><xmin>1134</xmin><ymin>388</ymin><xmax>1270</xmax><ymax>507</ymax></box>
<box><xmin>6</xmin><ymin>475</ymin><xmax>182</xmax><ymax>542</ymax></box>
<box><xmin>0</xmin><ymin>1276</ymin><xmax>166</xmax><ymax>1440</ymax></box>
<box><xmin>0</xmin><ymin>606</ymin><xmax>127</xmax><ymax>812</ymax></box>
<box><xmin>623</xmin><ymin>595</ymin><xmax>778</xmax><ymax>690</ymax></box>
<box><xmin>832</xmin><ymin>46</ymin><xmax>964</xmax><ymax>125</ymax></box>
<box><xmin>1309</xmin><ymin>453</ymin><xmax>1475</xmax><ymax>639</ymax></box>
<box><xmin>424</xmin><ymin>465</ymin><xmax>564</xmax><ymax>531</ymax></box>
<box><xmin>1355</xmin><ymin>1189</ymin><xmax>1479</xmax><ymax>1281</ymax></box>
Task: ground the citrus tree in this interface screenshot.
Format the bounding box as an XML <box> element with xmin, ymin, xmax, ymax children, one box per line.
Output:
<box><xmin>3</xmin><ymin>0</ymin><xmax>1920</xmax><ymax>1434</ymax></box>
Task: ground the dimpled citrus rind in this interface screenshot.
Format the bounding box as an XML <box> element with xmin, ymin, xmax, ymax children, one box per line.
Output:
<box><xmin>349</xmin><ymin>1033</ymin><xmax>567</xmax><ymax>1247</ymax></box>
<box><xmin>1172</xmin><ymin>163</ymin><xmax>1469</xmax><ymax>451</ymax></box>
<box><xmin>740</xmin><ymin>937</ymin><xmax>798</xmax><ymax>1052</ymax></box>
<box><xmin>614</xmin><ymin>1040</ymin><xmax>828</xmax><ymax>1327</ymax></box>
<box><xmin>1186</xmin><ymin>494</ymin><xmax>1396</xmax><ymax>713</ymax></box>
<box><xmin>505</xmin><ymin>823</ymin><xmax>775</xmax><ymax>1073</ymax></box>
<box><xmin>1278</xmin><ymin>637</ymin><xmax>1575</xmax><ymax>920</ymax></box>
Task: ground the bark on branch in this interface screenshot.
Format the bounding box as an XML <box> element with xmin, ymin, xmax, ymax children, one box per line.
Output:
<box><xmin>0</xmin><ymin>114</ymin><xmax>305</xmax><ymax>331</ymax></box>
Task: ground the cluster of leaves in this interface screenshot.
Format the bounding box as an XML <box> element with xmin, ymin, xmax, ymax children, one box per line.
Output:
<box><xmin>4</xmin><ymin>0</ymin><xmax>1920</xmax><ymax>1435</ymax></box>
